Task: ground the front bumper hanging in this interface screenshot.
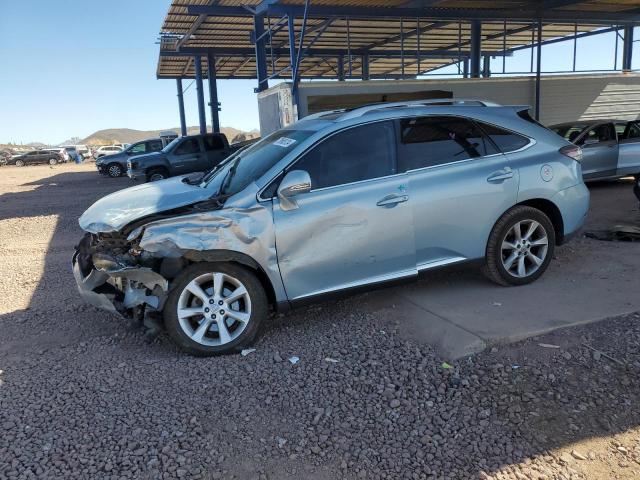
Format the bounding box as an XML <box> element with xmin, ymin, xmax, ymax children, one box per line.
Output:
<box><xmin>72</xmin><ymin>250</ymin><xmax>169</xmax><ymax>317</ymax></box>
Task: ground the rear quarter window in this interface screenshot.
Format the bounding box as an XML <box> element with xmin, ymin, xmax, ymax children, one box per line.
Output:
<box><xmin>476</xmin><ymin>122</ymin><xmax>531</xmax><ymax>153</ymax></box>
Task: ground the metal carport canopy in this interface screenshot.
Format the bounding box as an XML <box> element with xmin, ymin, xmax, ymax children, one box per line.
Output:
<box><xmin>156</xmin><ymin>1</ymin><xmax>640</xmax><ymax>80</ymax></box>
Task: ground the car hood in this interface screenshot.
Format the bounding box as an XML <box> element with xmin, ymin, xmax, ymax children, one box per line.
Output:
<box><xmin>79</xmin><ymin>175</ymin><xmax>212</xmax><ymax>233</ymax></box>
<box><xmin>97</xmin><ymin>151</ymin><xmax>125</xmax><ymax>163</ymax></box>
<box><xmin>130</xmin><ymin>151</ymin><xmax>164</xmax><ymax>163</ymax></box>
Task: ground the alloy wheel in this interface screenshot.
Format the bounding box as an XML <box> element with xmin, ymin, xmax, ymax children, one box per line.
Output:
<box><xmin>177</xmin><ymin>272</ymin><xmax>252</xmax><ymax>347</ymax></box>
<box><xmin>48</xmin><ymin>158</ymin><xmax>57</xmax><ymax>165</ymax></box>
<box><xmin>108</xmin><ymin>165</ymin><xmax>122</xmax><ymax>177</ymax></box>
<box><xmin>149</xmin><ymin>173</ymin><xmax>165</xmax><ymax>181</ymax></box>
<box><xmin>501</xmin><ymin>219</ymin><xmax>549</xmax><ymax>278</ymax></box>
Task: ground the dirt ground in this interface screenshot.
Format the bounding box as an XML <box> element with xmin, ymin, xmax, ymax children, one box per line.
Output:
<box><xmin>0</xmin><ymin>163</ymin><xmax>639</xmax><ymax>479</ymax></box>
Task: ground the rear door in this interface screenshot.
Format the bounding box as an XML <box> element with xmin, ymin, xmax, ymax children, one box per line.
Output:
<box><xmin>398</xmin><ymin>115</ymin><xmax>521</xmax><ymax>267</ymax></box>
<box><xmin>578</xmin><ymin>122</ymin><xmax>618</xmax><ymax>179</ymax></box>
<box><xmin>202</xmin><ymin>135</ymin><xmax>228</xmax><ymax>170</ymax></box>
<box><xmin>169</xmin><ymin>137</ymin><xmax>204</xmax><ymax>174</ymax></box>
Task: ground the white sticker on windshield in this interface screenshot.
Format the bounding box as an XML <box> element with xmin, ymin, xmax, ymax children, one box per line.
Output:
<box><xmin>273</xmin><ymin>137</ymin><xmax>297</xmax><ymax>148</ymax></box>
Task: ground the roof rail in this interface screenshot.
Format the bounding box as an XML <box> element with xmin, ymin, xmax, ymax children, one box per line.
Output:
<box><xmin>336</xmin><ymin>98</ymin><xmax>502</xmax><ymax>121</ymax></box>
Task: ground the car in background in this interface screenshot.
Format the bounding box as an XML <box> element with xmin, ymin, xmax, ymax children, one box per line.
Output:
<box><xmin>74</xmin><ymin>100</ymin><xmax>589</xmax><ymax>355</ymax></box>
<box><xmin>126</xmin><ymin>132</ymin><xmax>244</xmax><ymax>182</ymax></box>
<box><xmin>94</xmin><ymin>145</ymin><xmax>124</xmax><ymax>159</ymax></box>
<box><xmin>96</xmin><ymin>138</ymin><xmax>164</xmax><ymax>177</ymax></box>
<box><xmin>9</xmin><ymin>149</ymin><xmax>63</xmax><ymax>166</ymax></box>
<box><xmin>550</xmin><ymin>119</ymin><xmax>640</xmax><ymax>181</ymax></box>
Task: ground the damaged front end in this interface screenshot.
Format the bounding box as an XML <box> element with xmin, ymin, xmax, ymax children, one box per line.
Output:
<box><xmin>72</xmin><ymin>232</ymin><xmax>169</xmax><ymax>317</ymax></box>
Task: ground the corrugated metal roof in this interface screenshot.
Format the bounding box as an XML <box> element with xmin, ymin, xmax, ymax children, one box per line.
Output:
<box><xmin>156</xmin><ymin>1</ymin><xmax>640</xmax><ymax>79</ymax></box>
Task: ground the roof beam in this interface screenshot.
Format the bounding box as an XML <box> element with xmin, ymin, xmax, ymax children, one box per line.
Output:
<box><xmin>161</xmin><ymin>47</ymin><xmax>511</xmax><ymax>58</ymax></box>
<box><xmin>187</xmin><ymin>4</ymin><xmax>640</xmax><ymax>24</ymax></box>
<box><xmin>176</xmin><ymin>0</ymin><xmax>219</xmax><ymax>51</ymax></box>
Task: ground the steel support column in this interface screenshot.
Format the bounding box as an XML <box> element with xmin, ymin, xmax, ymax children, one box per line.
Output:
<box><xmin>254</xmin><ymin>15</ymin><xmax>269</xmax><ymax>92</ymax></box>
<box><xmin>176</xmin><ymin>79</ymin><xmax>187</xmax><ymax>137</ymax></box>
<box><xmin>207</xmin><ymin>55</ymin><xmax>220</xmax><ymax>134</ymax></box>
<box><xmin>623</xmin><ymin>25</ymin><xmax>634</xmax><ymax>71</ymax></box>
<box><xmin>470</xmin><ymin>20</ymin><xmax>482</xmax><ymax>78</ymax></box>
<box><xmin>482</xmin><ymin>55</ymin><xmax>491</xmax><ymax>77</ymax></box>
<box><xmin>534</xmin><ymin>20</ymin><xmax>543</xmax><ymax>120</ymax></box>
<box><xmin>287</xmin><ymin>14</ymin><xmax>297</xmax><ymax>74</ymax></box>
<box><xmin>362</xmin><ymin>53</ymin><xmax>370</xmax><ymax>80</ymax></box>
<box><xmin>194</xmin><ymin>56</ymin><xmax>207</xmax><ymax>135</ymax></box>
<box><xmin>337</xmin><ymin>55</ymin><xmax>345</xmax><ymax>80</ymax></box>
<box><xmin>462</xmin><ymin>58</ymin><xmax>469</xmax><ymax>78</ymax></box>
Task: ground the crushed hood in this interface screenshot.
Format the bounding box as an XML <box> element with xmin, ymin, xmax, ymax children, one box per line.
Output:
<box><xmin>79</xmin><ymin>175</ymin><xmax>213</xmax><ymax>233</ymax></box>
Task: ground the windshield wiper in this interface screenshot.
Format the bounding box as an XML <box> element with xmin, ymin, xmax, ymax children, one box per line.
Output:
<box><xmin>218</xmin><ymin>156</ymin><xmax>242</xmax><ymax>196</ymax></box>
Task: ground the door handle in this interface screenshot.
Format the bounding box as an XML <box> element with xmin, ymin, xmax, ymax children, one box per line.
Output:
<box><xmin>487</xmin><ymin>167</ymin><xmax>514</xmax><ymax>182</ymax></box>
<box><xmin>376</xmin><ymin>194</ymin><xmax>409</xmax><ymax>207</ymax></box>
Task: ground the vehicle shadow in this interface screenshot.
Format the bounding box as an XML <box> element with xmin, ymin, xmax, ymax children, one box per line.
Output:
<box><xmin>0</xmin><ymin>167</ymin><xmax>131</xmax><ymax>356</ymax></box>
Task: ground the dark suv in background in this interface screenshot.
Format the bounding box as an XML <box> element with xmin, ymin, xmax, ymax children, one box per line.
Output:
<box><xmin>127</xmin><ymin>132</ymin><xmax>244</xmax><ymax>182</ymax></box>
<box><xmin>96</xmin><ymin>139</ymin><xmax>164</xmax><ymax>177</ymax></box>
<box><xmin>10</xmin><ymin>149</ymin><xmax>63</xmax><ymax>166</ymax></box>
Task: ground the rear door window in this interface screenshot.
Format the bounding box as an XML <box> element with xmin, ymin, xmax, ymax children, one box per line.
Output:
<box><xmin>129</xmin><ymin>143</ymin><xmax>146</xmax><ymax>154</ymax></box>
<box><xmin>294</xmin><ymin>121</ymin><xmax>396</xmax><ymax>190</ymax></box>
<box><xmin>174</xmin><ymin>138</ymin><xmax>200</xmax><ymax>155</ymax></box>
<box><xmin>147</xmin><ymin>140</ymin><xmax>163</xmax><ymax>152</ymax></box>
<box><xmin>203</xmin><ymin>135</ymin><xmax>225</xmax><ymax>151</ymax></box>
<box><xmin>397</xmin><ymin>116</ymin><xmax>497</xmax><ymax>172</ymax></box>
<box><xmin>475</xmin><ymin>122</ymin><xmax>531</xmax><ymax>153</ymax></box>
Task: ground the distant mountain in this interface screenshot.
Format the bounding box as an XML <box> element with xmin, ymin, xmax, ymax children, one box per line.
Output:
<box><xmin>80</xmin><ymin>126</ymin><xmax>259</xmax><ymax>146</ymax></box>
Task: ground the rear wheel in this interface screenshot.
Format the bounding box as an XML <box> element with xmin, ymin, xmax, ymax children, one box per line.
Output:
<box><xmin>146</xmin><ymin>167</ymin><xmax>168</xmax><ymax>182</ymax></box>
<box><xmin>164</xmin><ymin>262</ymin><xmax>268</xmax><ymax>356</ymax></box>
<box><xmin>14</xmin><ymin>159</ymin><xmax>24</xmax><ymax>167</ymax></box>
<box><xmin>107</xmin><ymin>163</ymin><xmax>123</xmax><ymax>177</ymax></box>
<box><xmin>483</xmin><ymin>206</ymin><xmax>555</xmax><ymax>286</ymax></box>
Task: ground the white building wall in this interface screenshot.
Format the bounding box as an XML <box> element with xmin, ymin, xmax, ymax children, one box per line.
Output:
<box><xmin>257</xmin><ymin>74</ymin><xmax>640</xmax><ymax>135</ymax></box>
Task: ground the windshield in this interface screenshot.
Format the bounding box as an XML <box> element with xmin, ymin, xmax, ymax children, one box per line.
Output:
<box><xmin>551</xmin><ymin>124</ymin><xmax>588</xmax><ymax>142</ymax></box>
<box><xmin>202</xmin><ymin>129</ymin><xmax>314</xmax><ymax>196</ymax></box>
<box><xmin>162</xmin><ymin>137</ymin><xmax>181</xmax><ymax>153</ymax></box>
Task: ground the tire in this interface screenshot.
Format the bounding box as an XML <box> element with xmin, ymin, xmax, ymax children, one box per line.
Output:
<box><xmin>14</xmin><ymin>159</ymin><xmax>24</xmax><ymax>167</ymax></box>
<box><xmin>163</xmin><ymin>262</ymin><xmax>268</xmax><ymax>356</ymax></box>
<box><xmin>48</xmin><ymin>158</ymin><xmax>57</xmax><ymax>165</ymax></box>
<box><xmin>146</xmin><ymin>168</ymin><xmax>168</xmax><ymax>182</ymax></box>
<box><xmin>107</xmin><ymin>163</ymin><xmax>123</xmax><ymax>178</ymax></box>
<box><xmin>483</xmin><ymin>205</ymin><xmax>555</xmax><ymax>286</ymax></box>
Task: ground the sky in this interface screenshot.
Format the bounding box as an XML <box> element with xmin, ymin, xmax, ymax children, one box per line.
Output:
<box><xmin>0</xmin><ymin>1</ymin><xmax>635</xmax><ymax>145</ymax></box>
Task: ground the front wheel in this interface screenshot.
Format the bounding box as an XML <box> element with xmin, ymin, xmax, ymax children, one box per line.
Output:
<box><xmin>146</xmin><ymin>168</ymin><xmax>168</xmax><ymax>182</ymax></box>
<box><xmin>163</xmin><ymin>262</ymin><xmax>268</xmax><ymax>356</ymax></box>
<box><xmin>483</xmin><ymin>206</ymin><xmax>555</xmax><ymax>286</ymax></box>
<box><xmin>48</xmin><ymin>158</ymin><xmax>57</xmax><ymax>165</ymax></box>
<box><xmin>107</xmin><ymin>163</ymin><xmax>123</xmax><ymax>177</ymax></box>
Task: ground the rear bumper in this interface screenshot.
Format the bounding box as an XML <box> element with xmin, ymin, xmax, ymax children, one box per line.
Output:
<box><xmin>552</xmin><ymin>182</ymin><xmax>590</xmax><ymax>244</ymax></box>
<box><xmin>72</xmin><ymin>243</ymin><xmax>169</xmax><ymax>316</ymax></box>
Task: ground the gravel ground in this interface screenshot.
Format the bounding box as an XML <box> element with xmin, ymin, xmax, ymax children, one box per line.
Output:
<box><xmin>0</xmin><ymin>164</ymin><xmax>639</xmax><ymax>479</ymax></box>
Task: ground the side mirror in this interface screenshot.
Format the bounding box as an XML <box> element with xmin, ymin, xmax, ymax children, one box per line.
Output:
<box><xmin>277</xmin><ymin>170</ymin><xmax>311</xmax><ymax>211</ymax></box>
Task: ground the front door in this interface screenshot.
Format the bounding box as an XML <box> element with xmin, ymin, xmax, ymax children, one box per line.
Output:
<box><xmin>578</xmin><ymin>122</ymin><xmax>618</xmax><ymax>179</ymax></box>
<box><xmin>395</xmin><ymin>115</ymin><xmax>521</xmax><ymax>267</ymax></box>
<box><xmin>203</xmin><ymin>135</ymin><xmax>229</xmax><ymax>170</ymax></box>
<box><xmin>272</xmin><ymin>121</ymin><xmax>416</xmax><ymax>301</ymax></box>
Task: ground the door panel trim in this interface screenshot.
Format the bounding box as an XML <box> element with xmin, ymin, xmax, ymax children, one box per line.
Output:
<box><xmin>417</xmin><ymin>256</ymin><xmax>467</xmax><ymax>272</ymax></box>
<box><xmin>292</xmin><ymin>267</ymin><xmax>417</xmax><ymax>301</ymax></box>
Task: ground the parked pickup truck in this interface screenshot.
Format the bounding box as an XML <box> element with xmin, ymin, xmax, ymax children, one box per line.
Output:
<box><xmin>550</xmin><ymin>119</ymin><xmax>640</xmax><ymax>181</ymax></box>
<box><xmin>127</xmin><ymin>133</ymin><xmax>247</xmax><ymax>182</ymax></box>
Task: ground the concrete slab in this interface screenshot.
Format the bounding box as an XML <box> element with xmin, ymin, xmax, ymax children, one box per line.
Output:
<box><xmin>358</xmin><ymin>179</ymin><xmax>640</xmax><ymax>359</ymax></box>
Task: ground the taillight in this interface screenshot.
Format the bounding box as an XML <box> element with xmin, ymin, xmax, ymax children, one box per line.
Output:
<box><xmin>559</xmin><ymin>145</ymin><xmax>583</xmax><ymax>162</ymax></box>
